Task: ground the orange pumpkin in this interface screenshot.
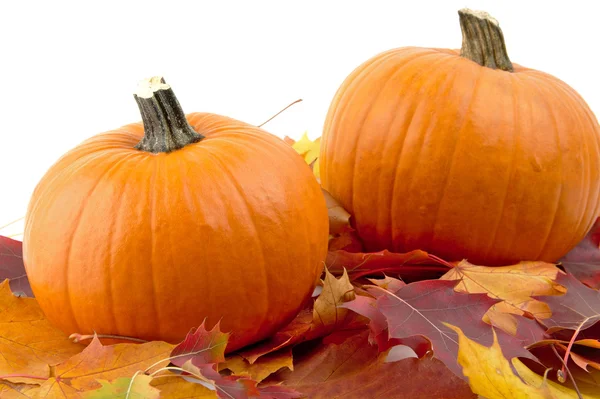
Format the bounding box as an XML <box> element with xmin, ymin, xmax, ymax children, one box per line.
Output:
<box><xmin>320</xmin><ymin>9</ymin><xmax>600</xmax><ymax>266</ymax></box>
<box><xmin>23</xmin><ymin>77</ymin><xmax>328</xmax><ymax>351</ymax></box>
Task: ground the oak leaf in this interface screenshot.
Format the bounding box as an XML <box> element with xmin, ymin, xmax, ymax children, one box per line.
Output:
<box><xmin>170</xmin><ymin>321</ymin><xmax>228</xmax><ymax>368</ymax></box>
<box><xmin>0</xmin><ymin>279</ymin><xmax>84</xmax><ymax>383</ymax></box>
<box><xmin>0</xmin><ymin>236</ymin><xmax>31</xmax><ymax>296</ymax></box>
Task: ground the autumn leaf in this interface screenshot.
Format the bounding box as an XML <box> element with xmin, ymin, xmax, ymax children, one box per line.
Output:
<box><xmin>220</xmin><ymin>348</ymin><xmax>293</xmax><ymax>382</ymax></box>
<box><xmin>371</xmin><ymin>279</ymin><xmax>538</xmax><ymax>378</ymax></box>
<box><xmin>447</xmin><ymin>323</ymin><xmax>586</xmax><ymax>399</ymax></box>
<box><xmin>0</xmin><ymin>380</ymin><xmax>38</xmax><ymax>399</ymax></box>
<box><xmin>82</xmin><ymin>375</ymin><xmax>160</xmax><ymax>399</ymax></box>
<box><xmin>321</xmin><ymin>189</ymin><xmax>352</xmax><ymax>236</ymax></box>
<box><xmin>0</xmin><ymin>236</ymin><xmax>31</xmax><ymax>296</ymax></box>
<box><xmin>150</xmin><ymin>376</ymin><xmax>217</xmax><ymax>398</ymax></box>
<box><xmin>560</xmin><ymin>217</ymin><xmax>600</xmax><ymax>289</ymax></box>
<box><xmin>0</xmin><ymin>279</ymin><xmax>84</xmax><ymax>383</ymax></box>
<box><xmin>311</xmin><ymin>268</ymin><xmax>356</xmax><ymax>333</ymax></box>
<box><xmin>326</xmin><ymin>249</ymin><xmax>452</xmax><ymax>281</ymax></box>
<box><xmin>24</xmin><ymin>335</ymin><xmax>173</xmax><ymax>396</ymax></box>
<box><xmin>290</xmin><ymin>131</ymin><xmax>320</xmax><ymax>179</ymax></box>
<box><xmin>270</xmin><ymin>329</ymin><xmax>475</xmax><ymax>399</ymax></box>
<box><xmin>170</xmin><ymin>321</ymin><xmax>229</xmax><ymax>368</ymax></box>
<box><xmin>536</xmin><ymin>272</ymin><xmax>600</xmax><ymax>332</ymax></box>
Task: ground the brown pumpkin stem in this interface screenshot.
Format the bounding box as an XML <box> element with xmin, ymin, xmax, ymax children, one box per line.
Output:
<box><xmin>134</xmin><ymin>76</ymin><xmax>204</xmax><ymax>153</ymax></box>
<box><xmin>458</xmin><ymin>8</ymin><xmax>514</xmax><ymax>72</ymax></box>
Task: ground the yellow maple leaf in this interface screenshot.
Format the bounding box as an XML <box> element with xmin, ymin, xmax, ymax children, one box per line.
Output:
<box><xmin>291</xmin><ymin>131</ymin><xmax>321</xmax><ymax>179</ymax></box>
<box><xmin>446</xmin><ymin>323</ymin><xmax>595</xmax><ymax>399</ymax></box>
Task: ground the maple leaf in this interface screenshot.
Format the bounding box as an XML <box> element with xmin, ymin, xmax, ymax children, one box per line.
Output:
<box><xmin>170</xmin><ymin>321</ymin><xmax>229</xmax><ymax>368</ymax></box>
<box><xmin>0</xmin><ymin>236</ymin><xmax>31</xmax><ymax>296</ymax></box>
<box><xmin>271</xmin><ymin>329</ymin><xmax>475</xmax><ymax>399</ymax></box>
<box><xmin>0</xmin><ymin>381</ymin><xmax>38</xmax><ymax>399</ymax></box>
<box><xmin>290</xmin><ymin>131</ymin><xmax>320</xmax><ymax>179</ymax></box>
<box><xmin>0</xmin><ymin>279</ymin><xmax>83</xmax><ymax>383</ymax></box>
<box><xmin>82</xmin><ymin>375</ymin><xmax>160</xmax><ymax>399</ymax></box>
<box><xmin>536</xmin><ymin>272</ymin><xmax>600</xmax><ymax>333</ymax></box>
<box><xmin>560</xmin><ymin>217</ymin><xmax>600</xmax><ymax>289</ymax></box>
<box><xmin>448</xmin><ymin>323</ymin><xmax>585</xmax><ymax>399</ymax></box>
<box><xmin>24</xmin><ymin>335</ymin><xmax>173</xmax><ymax>396</ymax></box>
<box><xmin>150</xmin><ymin>376</ymin><xmax>217</xmax><ymax>398</ymax></box>
<box><xmin>326</xmin><ymin>249</ymin><xmax>451</xmax><ymax>281</ymax></box>
<box><xmin>371</xmin><ymin>279</ymin><xmax>538</xmax><ymax>378</ymax></box>
<box><xmin>220</xmin><ymin>348</ymin><xmax>293</xmax><ymax>382</ymax></box>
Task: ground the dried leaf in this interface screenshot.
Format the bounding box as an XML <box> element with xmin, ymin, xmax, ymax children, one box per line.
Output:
<box><xmin>220</xmin><ymin>348</ymin><xmax>293</xmax><ymax>382</ymax></box>
<box><xmin>321</xmin><ymin>189</ymin><xmax>352</xmax><ymax>236</ymax></box>
<box><xmin>448</xmin><ymin>323</ymin><xmax>582</xmax><ymax>398</ymax></box>
<box><xmin>441</xmin><ymin>260</ymin><xmax>566</xmax><ymax>319</ymax></box>
<box><xmin>181</xmin><ymin>361</ymin><xmax>261</xmax><ymax>399</ymax></box>
<box><xmin>170</xmin><ymin>321</ymin><xmax>229</xmax><ymax>368</ymax></box>
<box><xmin>0</xmin><ymin>236</ymin><xmax>31</xmax><ymax>296</ymax></box>
<box><xmin>311</xmin><ymin>268</ymin><xmax>356</xmax><ymax>333</ymax></box>
<box><xmin>560</xmin><ymin>218</ymin><xmax>600</xmax><ymax>290</ymax></box>
<box><xmin>537</xmin><ymin>273</ymin><xmax>600</xmax><ymax>332</ymax></box>
<box><xmin>326</xmin><ymin>249</ymin><xmax>451</xmax><ymax>281</ymax></box>
<box><xmin>0</xmin><ymin>279</ymin><xmax>83</xmax><ymax>383</ymax></box>
<box><xmin>28</xmin><ymin>336</ymin><xmax>172</xmax><ymax>395</ymax></box>
<box><xmin>82</xmin><ymin>375</ymin><xmax>160</xmax><ymax>399</ymax></box>
<box><xmin>373</xmin><ymin>279</ymin><xmax>538</xmax><ymax>378</ymax></box>
<box><xmin>0</xmin><ymin>381</ymin><xmax>38</xmax><ymax>399</ymax></box>
<box><xmin>150</xmin><ymin>376</ymin><xmax>217</xmax><ymax>398</ymax></box>
<box><xmin>291</xmin><ymin>132</ymin><xmax>320</xmax><ymax>179</ymax></box>
<box><xmin>272</xmin><ymin>329</ymin><xmax>475</xmax><ymax>399</ymax></box>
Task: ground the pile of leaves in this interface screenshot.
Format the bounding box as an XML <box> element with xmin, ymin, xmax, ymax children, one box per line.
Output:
<box><xmin>1</xmin><ymin>135</ymin><xmax>600</xmax><ymax>398</ymax></box>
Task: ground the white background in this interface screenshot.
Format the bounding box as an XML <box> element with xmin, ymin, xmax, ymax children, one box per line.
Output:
<box><xmin>1</xmin><ymin>0</ymin><xmax>599</xmax><ymax>240</ymax></box>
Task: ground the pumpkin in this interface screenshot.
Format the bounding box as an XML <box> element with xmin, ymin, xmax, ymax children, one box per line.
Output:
<box><xmin>320</xmin><ymin>9</ymin><xmax>600</xmax><ymax>266</ymax></box>
<box><xmin>23</xmin><ymin>77</ymin><xmax>329</xmax><ymax>351</ymax></box>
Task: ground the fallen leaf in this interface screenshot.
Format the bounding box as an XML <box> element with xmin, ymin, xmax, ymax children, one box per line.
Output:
<box><xmin>0</xmin><ymin>236</ymin><xmax>31</xmax><ymax>296</ymax></box>
<box><xmin>150</xmin><ymin>376</ymin><xmax>217</xmax><ymax>398</ymax></box>
<box><xmin>441</xmin><ymin>260</ymin><xmax>566</xmax><ymax>319</ymax></box>
<box><xmin>321</xmin><ymin>189</ymin><xmax>352</xmax><ymax>236</ymax></box>
<box><xmin>373</xmin><ymin>279</ymin><xmax>538</xmax><ymax>378</ymax></box>
<box><xmin>0</xmin><ymin>381</ymin><xmax>38</xmax><ymax>399</ymax></box>
<box><xmin>536</xmin><ymin>272</ymin><xmax>600</xmax><ymax>333</ymax></box>
<box><xmin>82</xmin><ymin>375</ymin><xmax>160</xmax><ymax>399</ymax></box>
<box><xmin>326</xmin><ymin>249</ymin><xmax>451</xmax><ymax>281</ymax></box>
<box><xmin>27</xmin><ymin>336</ymin><xmax>172</xmax><ymax>395</ymax></box>
<box><xmin>311</xmin><ymin>268</ymin><xmax>356</xmax><ymax>333</ymax></box>
<box><xmin>220</xmin><ymin>348</ymin><xmax>293</xmax><ymax>382</ymax></box>
<box><xmin>448</xmin><ymin>323</ymin><xmax>582</xmax><ymax>398</ymax></box>
<box><xmin>0</xmin><ymin>279</ymin><xmax>84</xmax><ymax>383</ymax></box>
<box><xmin>181</xmin><ymin>361</ymin><xmax>261</xmax><ymax>399</ymax></box>
<box><xmin>560</xmin><ymin>218</ymin><xmax>600</xmax><ymax>290</ymax></box>
<box><xmin>271</xmin><ymin>329</ymin><xmax>475</xmax><ymax>399</ymax></box>
<box><xmin>170</xmin><ymin>321</ymin><xmax>229</xmax><ymax>368</ymax></box>
<box><xmin>291</xmin><ymin>132</ymin><xmax>320</xmax><ymax>179</ymax></box>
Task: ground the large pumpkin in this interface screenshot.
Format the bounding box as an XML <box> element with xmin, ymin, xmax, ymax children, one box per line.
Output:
<box><xmin>320</xmin><ymin>9</ymin><xmax>600</xmax><ymax>265</ymax></box>
<box><xmin>23</xmin><ymin>77</ymin><xmax>328</xmax><ymax>351</ymax></box>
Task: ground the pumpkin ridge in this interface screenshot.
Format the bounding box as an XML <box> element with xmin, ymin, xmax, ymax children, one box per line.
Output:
<box><xmin>331</xmin><ymin>50</ymin><xmax>415</xmax><ymax>210</ymax></box>
<box><xmin>428</xmin><ymin>66</ymin><xmax>485</xmax><ymax>251</ymax></box>
<box><xmin>387</xmin><ymin>54</ymin><xmax>464</xmax><ymax>251</ymax></box>
<box><xmin>350</xmin><ymin>51</ymin><xmax>444</xmax><ymax>224</ymax></box>
<box><xmin>63</xmin><ymin>151</ymin><xmax>136</xmax><ymax>333</ymax></box>
<box><xmin>480</xmin><ymin>73</ymin><xmax>519</xmax><ymax>260</ymax></box>
<box><xmin>148</xmin><ymin>156</ymin><xmax>162</xmax><ymax>338</ymax></box>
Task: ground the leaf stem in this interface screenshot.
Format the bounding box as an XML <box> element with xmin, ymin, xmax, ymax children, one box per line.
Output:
<box><xmin>0</xmin><ymin>374</ymin><xmax>48</xmax><ymax>381</ymax></box>
<box><xmin>550</xmin><ymin>344</ymin><xmax>583</xmax><ymax>399</ymax></box>
<box><xmin>560</xmin><ymin>315</ymin><xmax>600</xmax><ymax>380</ymax></box>
<box><xmin>257</xmin><ymin>99</ymin><xmax>303</xmax><ymax>128</ymax></box>
<box><xmin>69</xmin><ymin>332</ymin><xmax>148</xmax><ymax>344</ymax></box>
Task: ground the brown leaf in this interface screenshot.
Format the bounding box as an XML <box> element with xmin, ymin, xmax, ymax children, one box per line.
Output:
<box><xmin>220</xmin><ymin>348</ymin><xmax>293</xmax><ymax>382</ymax></box>
<box><xmin>0</xmin><ymin>280</ymin><xmax>84</xmax><ymax>383</ymax></box>
<box><xmin>0</xmin><ymin>236</ymin><xmax>31</xmax><ymax>296</ymax></box>
<box><xmin>321</xmin><ymin>189</ymin><xmax>352</xmax><ymax>236</ymax></box>
<box><xmin>272</xmin><ymin>329</ymin><xmax>475</xmax><ymax>399</ymax></box>
<box><xmin>311</xmin><ymin>268</ymin><xmax>356</xmax><ymax>333</ymax></box>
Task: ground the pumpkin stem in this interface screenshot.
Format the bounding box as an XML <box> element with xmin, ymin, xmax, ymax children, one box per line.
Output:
<box><xmin>134</xmin><ymin>76</ymin><xmax>204</xmax><ymax>153</ymax></box>
<box><xmin>458</xmin><ymin>8</ymin><xmax>514</xmax><ymax>72</ymax></box>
